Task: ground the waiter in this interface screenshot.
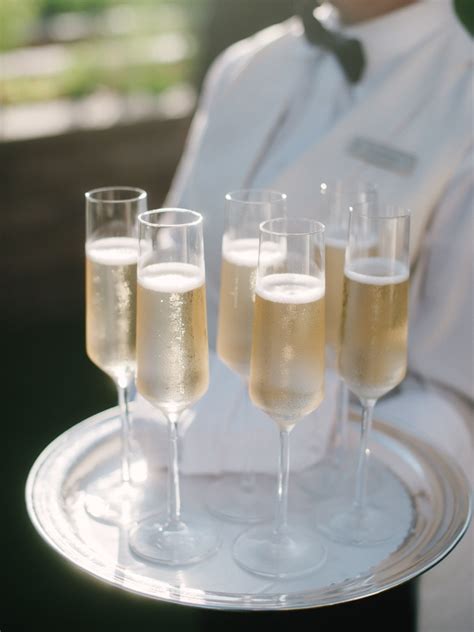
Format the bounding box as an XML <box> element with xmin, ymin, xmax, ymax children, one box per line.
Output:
<box><xmin>166</xmin><ymin>1</ymin><xmax>473</xmax><ymax>629</ymax></box>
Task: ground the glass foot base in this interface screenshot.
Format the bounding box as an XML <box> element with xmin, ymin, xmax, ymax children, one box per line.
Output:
<box><xmin>233</xmin><ymin>524</ymin><xmax>326</xmax><ymax>579</ymax></box>
<box><xmin>129</xmin><ymin>514</ymin><xmax>221</xmax><ymax>566</ymax></box>
<box><xmin>299</xmin><ymin>452</ymin><xmax>393</xmax><ymax>500</ymax></box>
<box><xmin>84</xmin><ymin>480</ymin><xmax>144</xmax><ymax>525</ymax></box>
<box><xmin>297</xmin><ymin>459</ymin><xmax>347</xmax><ymax>499</ymax></box>
<box><xmin>207</xmin><ymin>473</ymin><xmax>274</xmax><ymax>523</ymax></box>
<box><xmin>316</xmin><ymin>500</ymin><xmax>394</xmax><ymax>546</ymax></box>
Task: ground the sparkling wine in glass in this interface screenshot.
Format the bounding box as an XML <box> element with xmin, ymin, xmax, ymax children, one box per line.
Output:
<box><xmin>84</xmin><ymin>186</ymin><xmax>147</xmax><ymax>524</ymax></box>
<box><xmin>316</xmin><ymin>204</ymin><xmax>410</xmax><ymax>546</ymax></box>
<box><xmin>233</xmin><ymin>218</ymin><xmax>327</xmax><ymax>578</ymax></box>
<box><xmin>209</xmin><ymin>190</ymin><xmax>287</xmax><ymax>523</ymax></box>
<box><xmin>129</xmin><ymin>208</ymin><xmax>220</xmax><ymax>565</ymax></box>
<box><xmin>299</xmin><ymin>181</ymin><xmax>377</xmax><ymax>496</ymax></box>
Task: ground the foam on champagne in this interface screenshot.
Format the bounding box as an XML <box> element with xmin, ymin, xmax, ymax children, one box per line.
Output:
<box><xmin>138</xmin><ymin>262</ymin><xmax>204</xmax><ymax>293</ymax></box>
<box><xmin>325</xmin><ymin>233</ymin><xmax>347</xmax><ymax>250</ymax></box>
<box><xmin>86</xmin><ymin>236</ymin><xmax>138</xmax><ymax>265</ymax></box>
<box><xmin>222</xmin><ymin>237</ymin><xmax>285</xmax><ymax>268</ymax></box>
<box><xmin>256</xmin><ymin>273</ymin><xmax>325</xmax><ymax>304</ymax></box>
<box><xmin>345</xmin><ymin>257</ymin><xmax>409</xmax><ymax>286</ymax></box>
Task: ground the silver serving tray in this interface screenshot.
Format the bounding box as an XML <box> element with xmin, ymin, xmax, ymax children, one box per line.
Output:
<box><xmin>26</xmin><ymin>407</ymin><xmax>471</xmax><ymax>610</ymax></box>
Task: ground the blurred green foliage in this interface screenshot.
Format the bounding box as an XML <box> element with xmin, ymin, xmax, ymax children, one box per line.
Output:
<box><xmin>0</xmin><ymin>0</ymin><xmax>42</xmax><ymax>51</ymax></box>
<box><xmin>0</xmin><ymin>0</ymin><xmax>197</xmax><ymax>106</ymax></box>
<box><xmin>3</xmin><ymin>58</ymin><xmax>187</xmax><ymax>104</ymax></box>
<box><xmin>40</xmin><ymin>0</ymin><xmax>194</xmax><ymax>15</ymax></box>
<box><xmin>42</xmin><ymin>0</ymin><xmax>122</xmax><ymax>14</ymax></box>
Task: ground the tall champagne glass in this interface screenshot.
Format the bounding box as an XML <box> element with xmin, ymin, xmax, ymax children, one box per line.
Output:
<box><xmin>129</xmin><ymin>209</ymin><xmax>220</xmax><ymax>565</ymax></box>
<box><xmin>299</xmin><ymin>181</ymin><xmax>377</xmax><ymax>496</ymax></box>
<box><xmin>317</xmin><ymin>204</ymin><xmax>410</xmax><ymax>545</ymax></box>
<box><xmin>233</xmin><ymin>218</ymin><xmax>327</xmax><ymax>578</ymax></box>
<box><xmin>209</xmin><ymin>189</ymin><xmax>286</xmax><ymax>523</ymax></box>
<box><xmin>85</xmin><ymin>186</ymin><xmax>147</xmax><ymax>523</ymax></box>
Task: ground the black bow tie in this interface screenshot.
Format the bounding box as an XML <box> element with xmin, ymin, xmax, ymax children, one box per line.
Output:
<box><xmin>298</xmin><ymin>1</ymin><xmax>366</xmax><ymax>84</ymax></box>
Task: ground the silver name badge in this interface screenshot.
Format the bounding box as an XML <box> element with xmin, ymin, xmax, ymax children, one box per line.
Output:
<box><xmin>347</xmin><ymin>137</ymin><xmax>417</xmax><ymax>176</ymax></box>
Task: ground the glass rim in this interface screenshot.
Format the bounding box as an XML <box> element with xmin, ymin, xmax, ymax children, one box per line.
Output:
<box><xmin>138</xmin><ymin>208</ymin><xmax>203</xmax><ymax>228</ymax></box>
<box><xmin>349</xmin><ymin>203</ymin><xmax>411</xmax><ymax>220</ymax></box>
<box><xmin>260</xmin><ymin>217</ymin><xmax>325</xmax><ymax>236</ymax></box>
<box><xmin>85</xmin><ymin>186</ymin><xmax>147</xmax><ymax>204</ymax></box>
<box><xmin>225</xmin><ymin>189</ymin><xmax>287</xmax><ymax>204</ymax></box>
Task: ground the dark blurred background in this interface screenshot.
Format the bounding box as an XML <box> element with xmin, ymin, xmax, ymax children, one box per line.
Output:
<box><xmin>3</xmin><ymin>0</ymin><xmax>471</xmax><ymax>628</ymax></box>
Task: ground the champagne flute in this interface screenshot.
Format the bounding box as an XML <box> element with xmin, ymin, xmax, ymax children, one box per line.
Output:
<box><xmin>299</xmin><ymin>181</ymin><xmax>377</xmax><ymax>496</ymax></box>
<box><xmin>209</xmin><ymin>189</ymin><xmax>287</xmax><ymax>523</ymax></box>
<box><xmin>129</xmin><ymin>208</ymin><xmax>220</xmax><ymax>565</ymax></box>
<box><xmin>317</xmin><ymin>204</ymin><xmax>410</xmax><ymax>545</ymax></box>
<box><xmin>85</xmin><ymin>186</ymin><xmax>147</xmax><ymax>524</ymax></box>
<box><xmin>233</xmin><ymin>218</ymin><xmax>327</xmax><ymax>578</ymax></box>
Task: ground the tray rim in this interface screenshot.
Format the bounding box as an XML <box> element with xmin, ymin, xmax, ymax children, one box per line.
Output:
<box><xmin>25</xmin><ymin>406</ymin><xmax>472</xmax><ymax>611</ymax></box>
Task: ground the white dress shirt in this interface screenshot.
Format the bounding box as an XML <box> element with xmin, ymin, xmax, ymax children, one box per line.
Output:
<box><xmin>165</xmin><ymin>2</ymin><xmax>473</xmax><ymax>629</ymax></box>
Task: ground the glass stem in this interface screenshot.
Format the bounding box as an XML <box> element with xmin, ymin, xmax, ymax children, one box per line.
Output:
<box><xmin>167</xmin><ymin>413</ymin><xmax>182</xmax><ymax>528</ymax></box>
<box><xmin>117</xmin><ymin>377</ymin><xmax>132</xmax><ymax>485</ymax></box>
<box><xmin>240</xmin><ymin>385</ymin><xmax>256</xmax><ymax>492</ymax></box>
<box><xmin>275</xmin><ymin>428</ymin><xmax>291</xmax><ymax>538</ymax></box>
<box><xmin>328</xmin><ymin>375</ymin><xmax>349</xmax><ymax>459</ymax></box>
<box><xmin>353</xmin><ymin>398</ymin><xmax>376</xmax><ymax>515</ymax></box>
